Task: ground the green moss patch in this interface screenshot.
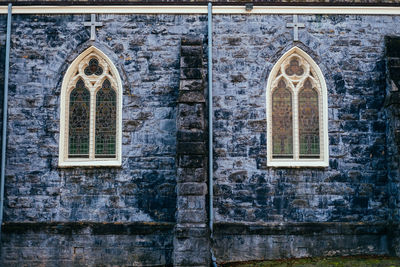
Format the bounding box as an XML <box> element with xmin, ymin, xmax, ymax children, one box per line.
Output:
<box><xmin>222</xmin><ymin>255</ymin><xmax>400</xmax><ymax>267</ymax></box>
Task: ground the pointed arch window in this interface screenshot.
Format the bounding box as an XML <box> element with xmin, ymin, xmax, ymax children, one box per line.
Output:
<box><xmin>267</xmin><ymin>47</ymin><xmax>328</xmax><ymax>167</ymax></box>
<box><xmin>59</xmin><ymin>46</ymin><xmax>122</xmax><ymax>167</ymax></box>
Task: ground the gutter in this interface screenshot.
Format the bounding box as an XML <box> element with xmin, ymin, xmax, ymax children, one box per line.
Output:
<box><xmin>2</xmin><ymin>6</ymin><xmax>400</xmax><ymax>15</ymax></box>
<box><xmin>0</xmin><ymin>3</ymin><xmax>12</xmax><ymax>242</ymax></box>
<box><xmin>3</xmin><ymin>1</ymin><xmax>400</xmax><ymax>7</ymax></box>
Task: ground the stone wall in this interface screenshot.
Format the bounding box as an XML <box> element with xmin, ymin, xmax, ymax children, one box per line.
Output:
<box><xmin>213</xmin><ymin>222</ymin><xmax>389</xmax><ymax>263</ymax></box>
<box><xmin>385</xmin><ymin>36</ymin><xmax>400</xmax><ymax>256</ymax></box>
<box><xmin>1</xmin><ymin>14</ymin><xmax>207</xmax><ymax>266</ymax></box>
<box><xmin>211</xmin><ymin>14</ymin><xmax>400</xmax><ymax>262</ymax></box>
<box><xmin>2</xmin><ymin>222</ymin><xmax>173</xmax><ymax>266</ymax></box>
<box><xmin>212</xmin><ymin>14</ymin><xmax>398</xmax><ymax>223</ymax></box>
<box><xmin>3</xmin><ymin>13</ymin><xmax>206</xmax><ymax>223</ymax></box>
<box><xmin>0</xmin><ymin>15</ymin><xmax>7</xmax><ymax>164</ymax></box>
<box><xmin>1</xmin><ymin>11</ymin><xmax>400</xmax><ymax>266</ymax></box>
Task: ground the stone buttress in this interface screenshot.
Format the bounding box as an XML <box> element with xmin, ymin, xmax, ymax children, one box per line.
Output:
<box><xmin>173</xmin><ymin>36</ymin><xmax>210</xmax><ymax>266</ymax></box>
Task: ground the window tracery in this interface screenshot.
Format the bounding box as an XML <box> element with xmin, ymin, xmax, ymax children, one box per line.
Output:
<box><xmin>267</xmin><ymin>47</ymin><xmax>328</xmax><ymax>167</ymax></box>
<box><xmin>59</xmin><ymin>46</ymin><xmax>122</xmax><ymax>167</ymax></box>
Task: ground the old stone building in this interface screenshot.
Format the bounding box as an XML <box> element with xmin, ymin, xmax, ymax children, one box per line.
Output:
<box><xmin>0</xmin><ymin>0</ymin><xmax>399</xmax><ymax>266</ymax></box>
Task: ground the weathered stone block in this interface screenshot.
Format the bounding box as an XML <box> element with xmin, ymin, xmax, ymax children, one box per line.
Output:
<box><xmin>180</xmin><ymin>80</ymin><xmax>204</xmax><ymax>91</ymax></box>
<box><xmin>180</xmin><ymin>68</ymin><xmax>203</xmax><ymax>80</ymax></box>
<box><xmin>177</xmin><ymin>183</ymin><xmax>207</xmax><ymax>196</ymax></box>
<box><xmin>247</xmin><ymin>120</ymin><xmax>267</xmax><ymax>132</ymax></box>
<box><xmin>177</xmin><ymin>142</ymin><xmax>205</xmax><ymax>155</ymax></box>
<box><xmin>181</xmin><ymin>36</ymin><xmax>202</xmax><ymax>46</ymax></box>
<box><xmin>178</xmin><ymin>155</ymin><xmax>204</xmax><ymax>168</ymax></box>
<box><xmin>177</xmin><ymin>168</ymin><xmax>206</xmax><ymax>183</ymax></box>
<box><xmin>177</xmin><ymin>195</ymin><xmax>205</xmax><ymax>210</ymax></box>
<box><xmin>181</xmin><ymin>46</ymin><xmax>202</xmax><ymax>57</ymax></box>
<box><xmin>175</xmin><ymin>227</ymin><xmax>208</xmax><ymax>238</ymax></box>
<box><xmin>178</xmin><ymin>103</ymin><xmax>205</xmax><ymax>130</ymax></box>
<box><xmin>177</xmin><ymin>209</ymin><xmax>206</xmax><ymax>224</ymax></box>
<box><xmin>178</xmin><ymin>90</ymin><xmax>205</xmax><ymax>103</ymax></box>
<box><xmin>174</xmin><ymin>251</ymin><xmax>209</xmax><ymax>266</ymax></box>
<box><xmin>177</xmin><ymin>130</ymin><xmax>205</xmax><ymax>142</ymax></box>
<box><xmin>174</xmin><ymin>237</ymin><xmax>209</xmax><ymax>252</ymax></box>
<box><xmin>181</xmin><ymin>55</ymin><xmax>203</xmax><ymax>68</ymax></box>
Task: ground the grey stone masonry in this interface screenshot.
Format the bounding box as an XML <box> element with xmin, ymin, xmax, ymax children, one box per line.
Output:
<box><xmin>173</xmin><ymin>36</ymin><xmax>210</xmax><ymax>267</ymax></box>
<box><xmin>0</xmin><ymin>13</ymin><xmax>208</xmax><ymax>267</ymax></box>
<box><xmin>210</xmin><ymin>14</ymin><xmax>400</xmax><ymax>263</ymax></box>
<box><xmin>2</xmin><ymin>222</ymin><xmax>174</xmax><ymax>266</ymax></box>
<box><xmin>2</xmin><ymin>11</ymin><xmax>400</xmax><ymax>266</ymax></box>
<box><xmin>385</xmin><ymin>36</ymin><xmax>400</xmax><ymax>256</ymax></box>
<box><xmin>0</xmin><ymin>15</ymin><xmax>6</xmax><ymax>161</ymax></box>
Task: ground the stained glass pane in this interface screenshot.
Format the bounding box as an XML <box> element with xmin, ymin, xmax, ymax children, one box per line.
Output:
<box><xmin>69</xmin><ymin>79</ymin><xmax>90</xmax><ymax>158</ymax></box>
<box><xmin>95</xmin><ymin>79</ymin><xmax>116</xmax><ymax>158</ymax></box>
<box><xmin>299</xmin><ymin>78</ymin><xmax>320</xmax><ymax>158</ymax></box>
<box><xmin>84</xmin><ymin>58</ymin><xmax>103</xmax><ymax>76</ymax></box>
<box><xmin>272</xmin><ymin>80</ymin><xmax>293</xmax><ymax>158</ymax></box>
<box><xmin>285</xmin><ymin>57</ymin><xmax>304</xmax><ymax>76</ymax></box>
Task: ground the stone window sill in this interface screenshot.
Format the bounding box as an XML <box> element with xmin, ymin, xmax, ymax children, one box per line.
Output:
<box><xmin>267</xmin><ymin>160</ymin><xmax>329</xmax><ymax>168</ymax></box>
<box><xmin>58</xmin><ymin>159</ymin><xmax>121</xmax><ymax>168</ymax></box>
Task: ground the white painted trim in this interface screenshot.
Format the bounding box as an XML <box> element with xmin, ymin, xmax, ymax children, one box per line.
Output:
<box><xmin>213</xmin><ymin>6</ymin><xmax>400</xmax><ymax>15</ymax></box>
<box><xmin>1</xmin><ymin>5</ymin><xmax>400</xmax><ymax>15</ymax></box>
<box><xmin>0</xmin><ymin>6</ymin><xmax>208</xmax><ymax>14</ymax></box>
<box><xmin>59</xmin><ymin>46</ymin><xmax>122</xmax><ymax>167</ymax></box>
<box><xmin>267</xmin><ymin>160</ymin><xmax>329</xmax><ymax>168</ymax></box>
<box><xmin>58</xmin><ymin>160</ymin><xmax>122</xmax><ymax>167</ymax></box>
<box><xmin>266</xmin><ymin>46</ymin><xmax>329</xmax><ymax>168</ymax></box>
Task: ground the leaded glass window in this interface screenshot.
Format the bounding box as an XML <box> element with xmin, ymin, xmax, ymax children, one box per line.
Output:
<box><xmin>95</xmin><ymin>79</ymin><xmax>116</xmax><ymax>158</ymax></box>
<box><xmin>59</xmin><ymin>46</ymin><xmax>122</xmax><ymax>167</ymax></box>
<box><xmin>267</xmin><ymin>47</ymin><xmax>328</xmax><ymax>167</ymax></box>
<box><xmin>69</xmin><ymin>79</ymin><xmax>90</xmax><ymax>158</ymax></box>
<box><xmin>272</xmin><ymin>80</ymin><xmax>293</xmax><ymax>158</ymax></box>
<box><xmin>299</xmin><ymin>79</ymin><xmax>320</xmax><ymax>158</ymax></box>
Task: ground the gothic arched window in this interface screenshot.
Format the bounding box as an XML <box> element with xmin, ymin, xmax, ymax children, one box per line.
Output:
<box><xmin>267</xmin><ymin>47</ymin><xmax>328</xmax><ymax>167</ymax></box>
<box><xmin>59</xmin><ymin>46</ymin><xmax>122</xmax><ymax>167</ymax></box>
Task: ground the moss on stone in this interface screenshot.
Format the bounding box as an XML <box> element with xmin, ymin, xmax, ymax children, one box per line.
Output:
<box><xmin>223</xmin><ymin>256</ymin><xmax>400</xmax><ymax>267</ymax></box>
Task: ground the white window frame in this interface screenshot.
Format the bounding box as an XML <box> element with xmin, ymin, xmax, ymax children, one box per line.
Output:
<box><xmin>59</xmin><ymin>46</ymin><xmax>123</xmax><ymax>167</ymax></box>
<box><xmin>266</xmin><ymin>46</ymin><xmax>329</xmax><ymax>167</ymax></box>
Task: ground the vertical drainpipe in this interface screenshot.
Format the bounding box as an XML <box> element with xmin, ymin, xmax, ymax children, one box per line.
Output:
<box><xmin>0</xmin><ymin>3</ymin><xmax>12</xmax><ymax>240</ymax></box>
<box><xmin>208</xmin><ymin>2</ymin><xmax>217</xmax><ymax>267</ymax></box>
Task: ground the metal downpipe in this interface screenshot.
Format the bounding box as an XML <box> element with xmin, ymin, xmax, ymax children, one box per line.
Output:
<box><xmin>208</xmin><ymin>2</ymin><xmax>217</xmax><ymax>267</ymax></box>
<box><xmin>0</xmin><ymin>3</ymin><xmax>12</xmax><ymax>242</ymax></box>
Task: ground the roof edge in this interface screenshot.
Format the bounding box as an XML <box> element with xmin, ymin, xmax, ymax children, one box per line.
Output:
<box><xmin>2</xmin><ymin>1</ymin><xmax>400</xmax><ymax>7</ymax></box>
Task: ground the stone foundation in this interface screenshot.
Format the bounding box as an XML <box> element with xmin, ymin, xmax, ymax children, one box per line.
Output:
<box><xmin>1</xmin><ymin>222</ymin><xmax>174</xmax><ymax>266</ymax></box>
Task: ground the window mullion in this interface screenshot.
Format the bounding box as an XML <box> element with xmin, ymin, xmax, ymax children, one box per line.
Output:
<box><xmin>293</xmin><ymin>89</ymin><xmax>299</xmax><ymax>160</ymax></box>
<box><xmin>319</xmin><ymin>89</ymin><xmax>324</xmax><ymax>160</ymax></box>
<box><xmin>89</xmin><ymin>88</ymin><xmax>96</xmax><ymax>159</ymax></box>
<box><xmin>64</xmin><ymin>90</ymin><xmax>70</xmax><ymax>161</ymax></box>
